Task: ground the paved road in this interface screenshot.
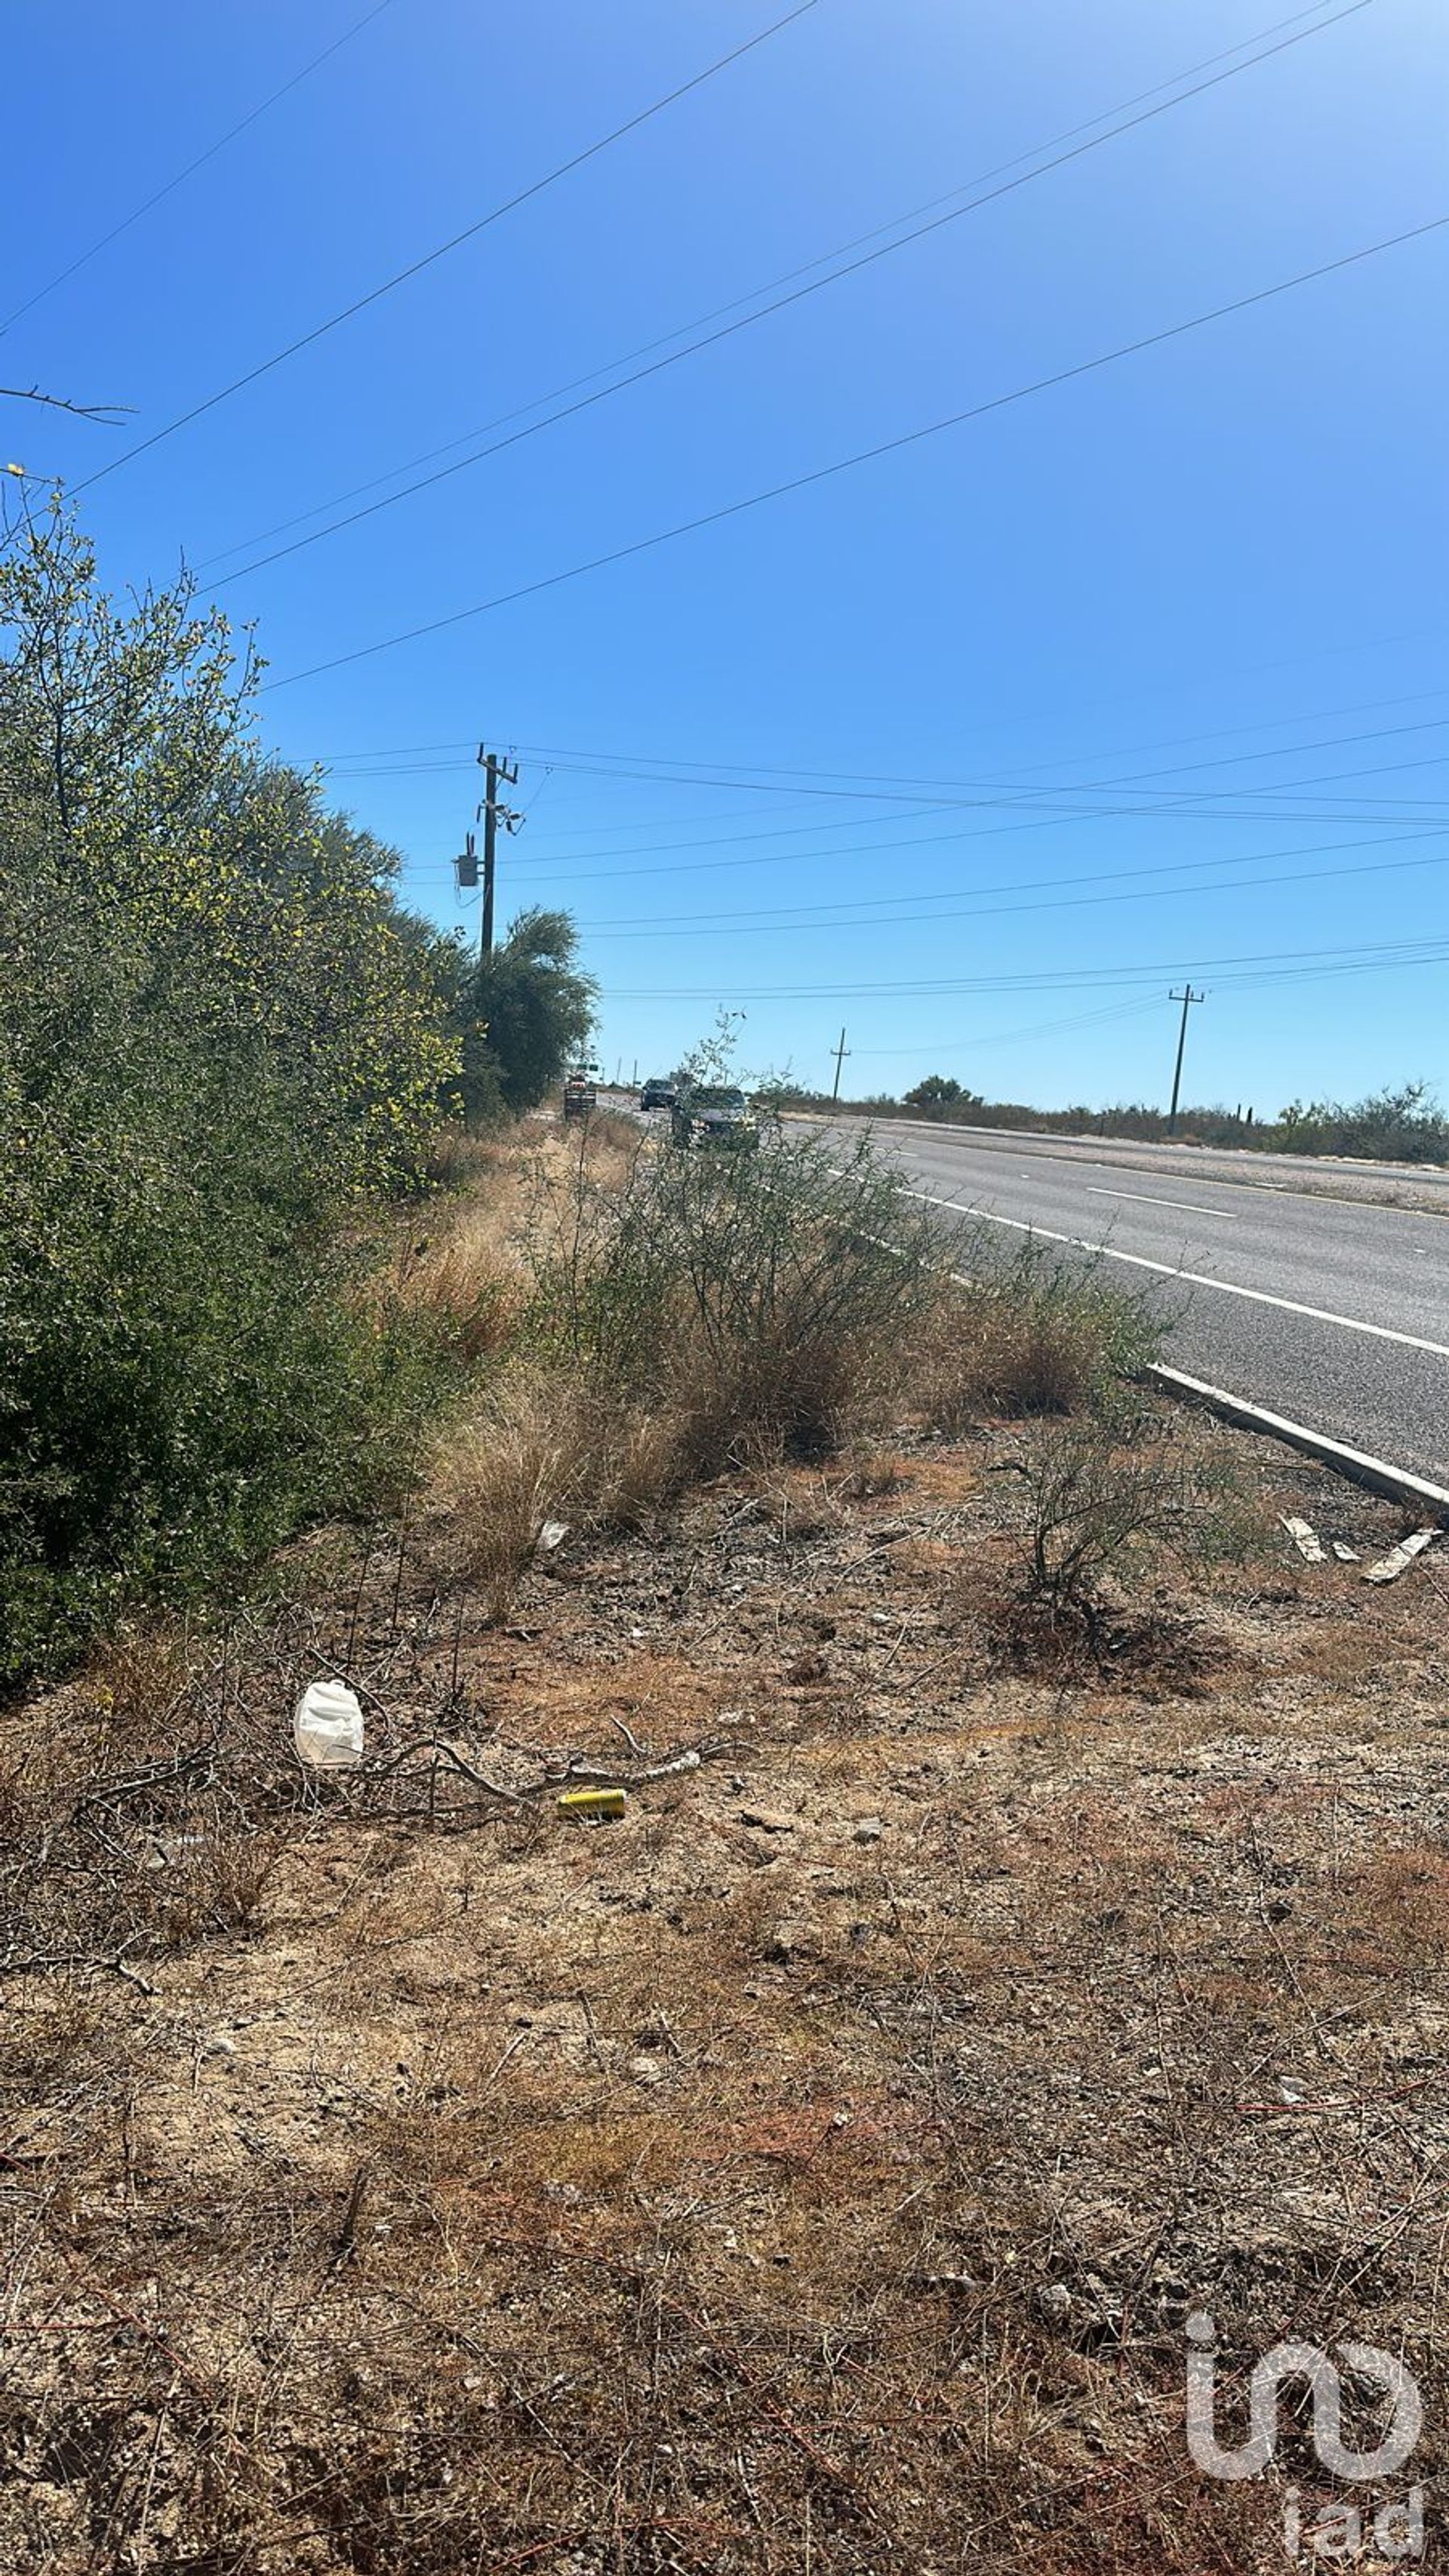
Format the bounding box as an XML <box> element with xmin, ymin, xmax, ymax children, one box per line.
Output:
<box><xmin>822</xmin><ymin>1121</ymin><xmax>1449</xmax><ymax>1484</ymax></box>
<box><xmin>860</xmin><ymin>1118</ymin><xmax>1449</xmax><ymax>1213</ymax></box>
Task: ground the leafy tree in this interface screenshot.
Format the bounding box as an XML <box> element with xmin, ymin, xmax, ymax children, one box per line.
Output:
<box><xmin>460</xmin><ymin>908</ymin><xmax>597</xmax><ymax>1120</ymax></box>
<box><xmin>0</xmin><ymin>503</ymin><xmax>463</xmax><ymax>1670</ymax></box>
<box><xmin>905</xmin><ymin>1074</ymin><xmax>971</xmax><ymax>1109</ymax></box>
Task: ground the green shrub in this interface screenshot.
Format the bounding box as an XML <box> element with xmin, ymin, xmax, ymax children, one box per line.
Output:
<box><xmin>524</xmin><ymin>1127</ymin><xmax>951</xmax><ymax>1462</ymax></box>
<box><xmin>0</xmin><ymin>510</ymin><xmax>466</xmax><ymax>1676</ymax></box>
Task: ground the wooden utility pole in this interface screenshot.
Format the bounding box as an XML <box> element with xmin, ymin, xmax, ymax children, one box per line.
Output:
<box><xmin>1167</xmin><ymin>986</ymin><xmax>1204</xmax><ymax>1134</ymax></box>
<box><xmin>476</xmin><ymin>745</ymin><xmax>521</xmax><ymax>959</ymax></box>
<box><xmin>830</xmin><ymin>1026</ymin><xmax>850</xmax><ymax>1103</ymax></box>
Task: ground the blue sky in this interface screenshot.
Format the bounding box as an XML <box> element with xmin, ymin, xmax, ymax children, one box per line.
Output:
<box><xmin>5</xmin><ymin>0</ymin><xmax>1445</xmax><ymax>1109</ymax></box>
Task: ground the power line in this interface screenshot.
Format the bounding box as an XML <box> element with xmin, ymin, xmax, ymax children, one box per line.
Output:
<box><xmin>370</xmin><ymin>722</ymin><xmax>1449</xmax><ymax>902</ymax></box>
<box><xmin>452</xmin><ymin>731</ymin><xmax>1449</xmax><ymax>830</ymax></box>
<box><xmin>395</xmin><ymin>792</ymin><xmax>1449</xmax><ymax>892</ymax></box>
<box><xmin>193</xmin><ymin>0</ymin><xmax>1361</xmax><ymax>578</ymax></box>
<box><xmin>265</xmin><ymin>214</ymin><xmax>1449</xmax><ymax>693</ymax></box>
<box><xmin>328</xmin><ymin>712</ymin><xmax>1449</xmax><ymax>805</ymax></box>
<box><xmin>208</xmin><ymin>0</ymin><xmax>1380</xmax><ymax>589</ymax></box>
<box><xmin>68</xmin><ymin>2</ymin><xmax>820</xmax><ymax>500</ymax></box>
<box><xmin>404</xmin><ymin>810</ymin><xmax>1445</xmax><ymax>896</ymax></box>
<box><xmin>602</xmin><ymin>932</ymin><xmax>1449</xmax><ymax>1005</ymax></box>
<box><xmin>314</xmin><ymin>681</ymin><xmax>1449</xmax><ymax>792</ymax></box>
<box><xmin>387</xmin><ymin>738</ymin><xmax>1449</xmax><ymax>888</ymax></box>
<box><xmin>571</xmin><ymin>838</ymin><xmax>1448</xmax><ymax>940</ymax></box>
<box><xmin>851</xmin><ymin>997</ymin><xmax>1176</xmax><ymax>1056</ymax></box>
<box><xmin>0</xmin><ymin>0</ymin><xmax>402</xmax><ymax>339</ymax></box>
<box><xmin>403</xmin><ymin>811</ymin><xmax>1449</xmax><ymax>891</ymax></box>
<box><xmin>340</xmin><ymin>622</ymin><xmax>1438</xmax><ymax>791</ymax></box>
<box><xmin>321</xmin><ymin>690</ymin><xmax>1449</xmax><ymax>792</ymax></box>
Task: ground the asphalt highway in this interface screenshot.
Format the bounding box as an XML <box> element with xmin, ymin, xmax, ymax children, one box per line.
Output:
<box><xmin>826</xmin><ymin>1122</ymin><xmax>1449</xmax><ymax>1485</ymax></box>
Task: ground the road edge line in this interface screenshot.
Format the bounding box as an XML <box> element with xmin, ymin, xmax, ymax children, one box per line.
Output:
<box><xmin>1144</xmin><ymin>1364</ymin><xmax>1449</xmax><ymax>1519</ymax></box>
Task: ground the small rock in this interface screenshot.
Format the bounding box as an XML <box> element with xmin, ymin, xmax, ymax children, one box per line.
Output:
<box><xmin>854</xmin><ymin>1817</ymin><xmax>884</xmax><ymax>1845</ymax></box>
<box><xmin>738</xmin><ymin>1806</ymin><xmax>795</xmax><ymax>1834</ymax></box>
<box><xmin>1037</xmin><ymin>2282</ymin><xmax>1072</xmax><ymax>2325</ymax></box>
<box><xmin>628</xmin><ymin>2055</ymin><xmax>663</xmax><ymax>2087</ymax></box>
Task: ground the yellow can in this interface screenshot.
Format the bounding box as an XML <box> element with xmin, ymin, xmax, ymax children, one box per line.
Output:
<box><xmin>557</xmin><ymin>1786</ymin><xmax>626</xmax><ymax>1821</ymax></box>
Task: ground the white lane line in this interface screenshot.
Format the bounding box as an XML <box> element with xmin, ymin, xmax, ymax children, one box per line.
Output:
<box><xmin>900</xmin><ymin>1186</ymin><xmax>1449</xmax><ymax>1359</ymax></box>
<box><xmin>1088</xmin><ymin>1186</ymin><xmax>1239</xmax><ymax>1218</ymax></box>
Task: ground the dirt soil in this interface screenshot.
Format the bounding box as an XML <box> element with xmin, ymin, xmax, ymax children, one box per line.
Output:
<box><xmin>3</xmin><ymin>1418</ymin><xmax>1447</xmax><ymax>2572</ymax></box>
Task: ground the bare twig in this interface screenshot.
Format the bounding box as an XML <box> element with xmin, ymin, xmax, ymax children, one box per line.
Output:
<box><xmin>0</xmin><ymin>383</ymin><xmax>133</xmax><ymax>423</ymax></box>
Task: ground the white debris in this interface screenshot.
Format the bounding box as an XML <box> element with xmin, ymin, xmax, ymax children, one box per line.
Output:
<box><xmin>1279</xmin><ymin>1515</ymin><xmax>1325</xmax><ymax>1563</ymax></box>
<box><xmin>1330</xmin><ymin>1539</ymin><xmax>1361</xmax><ymax>1563</ymax></box>
<box><xmin>1363</xmin><ymin>1528</ymin><xmax>1440</xmax><ymax>1586</ymax></box>
<box><xmin>537</xmin><ymin>1519</ymin><xmax>569</xmax><ymax>1553</ymax></box>
<box><xmin>294</xmin><ymin>1679</ymin><xmax>365</xmax><ymax>1768</ymax></box>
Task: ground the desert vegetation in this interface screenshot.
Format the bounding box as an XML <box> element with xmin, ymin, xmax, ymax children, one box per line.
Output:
<box><xmin>408</xmin><ymin>1118</ymin><xmax>1177</xmax><ymax>1640</ymax></box>
<box><xmin>0</xmin><ymin>506</ymin><xmax>593</xmax><ymax>1678</ymax></box>
<box><xmin>2</xmin><ymin>1116</ymin><xmax>1444</xmax><ymax>2571</ymax></box>
<box><xmin>772</xmin><ymin>1071</ymin><xmax>1449</xmax><ymax>1163</ymax></box>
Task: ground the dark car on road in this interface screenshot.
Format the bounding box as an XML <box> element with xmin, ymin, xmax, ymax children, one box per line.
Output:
<box><xmin>640</xmin><ymin>1076</ymin><xmax>676</xmax><ymax>1112</ymax></box>
<box><xmin>670</xmin><ymin>1083</ymin><xmax>757</xmax><ymax>1150</ymax></box>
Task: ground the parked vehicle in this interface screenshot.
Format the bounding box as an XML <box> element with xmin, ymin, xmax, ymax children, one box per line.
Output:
<box><xmin>670</xmin><ymin>1082</ymin><xmax>757</xmax><ymax>1150</ymax></box>
<box><xmin>640</xmin><ymin>1076</ymin><xmax>676</xmax><ymax>1112</ymax></box>
<box><xmin>562</xmin><ymin>1069</ymin><xmax>596</xmax><ymax>1122</ymax></box>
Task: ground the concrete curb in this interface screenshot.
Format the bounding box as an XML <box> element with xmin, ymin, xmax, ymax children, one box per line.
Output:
<box><xmin>1145</xmin><ymin>1364</ymin><xmax>1449</xmax><ymax>1519</ymax></box>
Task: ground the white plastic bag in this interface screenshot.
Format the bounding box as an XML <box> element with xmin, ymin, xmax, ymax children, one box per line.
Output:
<box><xmin>294</xmin><ymin>1678</ymin><xmax>365</xmax><ymax>1769</ymax></box>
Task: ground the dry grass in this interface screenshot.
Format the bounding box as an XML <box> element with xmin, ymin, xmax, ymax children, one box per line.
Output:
<box><xmin>416</xmin><ymin>1119</ymin><xmax>955</xmax><ymax>1616</ymax></box>
<box><xmin>8</xmin><ymin>1125</ymin><xmax>1440</xmax><ymax>2570</ymax></box>
<box><xmin>389</xmin><ymin>1202</ymin><xmax>528</xmax><ymax>1361</ymax></box>
<box><xmin>1</xmin><ymin>1411</ymin><xmax>1446</xmax><ymax>2571</ymax></box>
<box><xmin>581</xmin><ymin>1103</ymin><xmax>648</xmax><ymax>1159</ymax></box>
<box><xmin>903</xmin><ymin>1255</ymin><xmax>1154</xmax><ymax>1430</ymax></box>
<box><xmin>428</xmin><ymin>1366</ymin><xmax>686</xmax><ymax>1613</ymax></box>
<box><xmin>420</xmin><ymin>1121</ymin><xmax>514</xmax><ymax>1193</ymax></box>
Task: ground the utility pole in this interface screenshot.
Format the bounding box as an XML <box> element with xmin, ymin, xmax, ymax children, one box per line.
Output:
<box><xmin>830</xmin><ymin>1026</ymin><xmax>850</xmax><ymax>1103</ymax></box>
<box><xmin>1167</xmin><ymin>986</ymin><xmax>1204</xmax><ymax>1134</ymax></box>
<box><xmin>476</xmin><ymin>745</ymin><xmax>521</xmax><ymax>959</ymax></box>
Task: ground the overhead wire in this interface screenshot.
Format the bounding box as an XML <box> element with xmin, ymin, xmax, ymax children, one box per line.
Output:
<box><xmin>206</xmin><ymin>0</ymin><xmax>1380</xmax><ymax>589</ymax></box>
<box><xmin>192</xmin><ymin>0</ymin><xmax>1361</xmax><ymax>577</ymax></box>
<box><xmin>0</xmin><ymin>0</ymin><xmax>403</xmax><ymax>337</ymax></box>
<box><xmin>386</xmin><ymin>745</ymin><xmax>1449</xmax><ymax>890</ymax></box>
<box><xmin>571</xmin><ymin>835</ymin><xmax>1449</xmax><ymax>940</ymax></box>
<box><xmin>263</xmin><ymin>215</ymin><xmax>1449</xmax><ymax>693</ymax></box>
<box><xmin>68</xmin><ymin>2</ymin><xmax>821</xmax><ymax>499</ymax></box>
<box><xmin>851</xmin><ymin>996</ymin><xmax>1180</xmax><ymax>1057</ymax></box>
<box><xmin>602</xmin><ymin>931</ymin><xmax>1449</xmax><ymax>1004</ymax></box>
<box><xmin>320</xmin><ymin>688</ymin><xmax>1449</xmax><ymax>792</ymax></box>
